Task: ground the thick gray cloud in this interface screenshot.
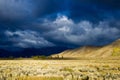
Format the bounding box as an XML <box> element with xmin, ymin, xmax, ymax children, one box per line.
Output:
<box><xmin>4</xmin><ymin>30</ymin><xmax>55</xmax><ymax>48</ymax></box>
<box><xmin>0</xmin><ymin>0</ymin><xmax>58</xmax><ymax>22</ymax></box>
<box><xmin>38</xmin><ymin>15</ymin><xmax>120</xmax><ymax>46</ymax></box>
<box><xmin>0</xmin><ymin>0</ymin><xmax>36</xmax><ymax>21</ymax></box>
<box><xmin>1</xmin><ymin>14</ymin><xmax>120</xmax><ymax>48</ymax></box>
<box><xmin>0</xmin><ymin>0</ymin><xmax>120</xmax><ymax>49</ymax></box>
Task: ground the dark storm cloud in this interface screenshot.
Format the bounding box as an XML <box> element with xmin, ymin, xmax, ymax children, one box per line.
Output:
<box><xmin>91</xmin><ymin>0</ymin><xmax>120</xmax><ymax>10</ymax></box>
<box><xmin>32</xmin><ymin>15</ymin><xmax>120</xmax><ymax>46</ymax></box>
<box><xmin>0</xmin><ymin>0</ymin><xmax>120</xmax><ymax>49</ymax></box>
<box><xmin>0</xmin><ymin>0</ymin><xmax>35</xmax><ymax>22</ymax></box>
<box><xmin>4</xmin><ymin>30</ymin><xmax>55</xmax><ymax>48</ymax></box>
<box><xmin>68</xmin><ymin>0</ymin><xmax>120</xmax><ymax>21</ymax></box>
<box><xmin>0</xmin><ymin>0</ymin><xmax>61</xmax><ymax>24</ymax></box>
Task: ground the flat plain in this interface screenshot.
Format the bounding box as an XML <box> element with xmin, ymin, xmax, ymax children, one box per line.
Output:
<box><xmin>0</xmin><ymin>58</ymin><xmax>120</xmax><ymax>80</ymax></box>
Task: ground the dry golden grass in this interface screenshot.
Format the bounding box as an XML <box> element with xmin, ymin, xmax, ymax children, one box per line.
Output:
<box><xmin>16</xmin><ymin>76</ymin><xmax>63</xmax><ymax>80</ymax></box>
<box><xmin>0</xmin><ymin>58</ymin><xmax>120</xmax><ymax>80</ymax></box>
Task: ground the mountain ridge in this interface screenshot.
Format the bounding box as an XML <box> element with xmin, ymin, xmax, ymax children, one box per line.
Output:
<box><xmin>51</xmin><ymin>39</ymin><xmax>120</xmax><ymax>58</ymax></box>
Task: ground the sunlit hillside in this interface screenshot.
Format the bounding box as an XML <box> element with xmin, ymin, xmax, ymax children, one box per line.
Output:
<box><xmin>51</xmin><ymin>39</ymin><xmax>120</xmax><ymax>58</ymax></box>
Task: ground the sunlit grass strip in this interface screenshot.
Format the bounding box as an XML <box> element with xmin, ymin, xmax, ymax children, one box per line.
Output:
<box><xmin>16</xmin><ymin>76</ymin><xmax>63</xmax><ymax>80</ymax></box>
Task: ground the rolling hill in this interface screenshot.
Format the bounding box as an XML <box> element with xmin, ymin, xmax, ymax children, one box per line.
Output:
<box><xmin>51</xmin><ymin>39</ymin><xmax>120</xmax><ymax>58</ymax></box>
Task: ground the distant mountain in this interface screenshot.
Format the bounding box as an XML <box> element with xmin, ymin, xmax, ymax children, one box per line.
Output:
<box><xmin>51</xmin><ymin>39</ymin><xmax>120</xmax><ymax>58</ymax></box>
<box><xmin>0</xmin><ymin>46</ymin><xmax>70</xmax><ymax>58</ymax></box>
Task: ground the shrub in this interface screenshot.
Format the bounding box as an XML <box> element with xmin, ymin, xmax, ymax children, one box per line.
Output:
<box><xmin>31</xmin><ymin>56</ymin><xmax>47</xmax><ymax>60</ymax></box>
<box><xmin>112</xmin><ymin>47</ymin><xmax>120</xmax><ymax>56</ymax></box>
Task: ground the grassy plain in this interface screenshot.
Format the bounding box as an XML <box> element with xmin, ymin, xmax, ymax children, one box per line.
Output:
<box><xmin>0</xmin><ymin>58</ymin><xmax>120</xmax><ymax>80</ymax></box>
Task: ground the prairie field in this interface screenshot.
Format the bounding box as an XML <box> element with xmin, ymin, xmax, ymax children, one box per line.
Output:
<box><xmin>0</xmin><ymin>58</ymin><xmax>120</xmax><ymax>80</ymax></box>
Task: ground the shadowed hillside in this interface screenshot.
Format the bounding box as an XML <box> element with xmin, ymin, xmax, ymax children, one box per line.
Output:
<box><xmin>51</xmin><ymin>39</ymin><xmax>120</xmax><ymax>58</ymax></box>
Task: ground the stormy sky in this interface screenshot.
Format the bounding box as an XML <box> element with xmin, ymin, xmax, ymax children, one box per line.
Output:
<box><xmin>0</xmin><ymin>0</ymin><xmax>120</xmax><ymax>50</ymax></box>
